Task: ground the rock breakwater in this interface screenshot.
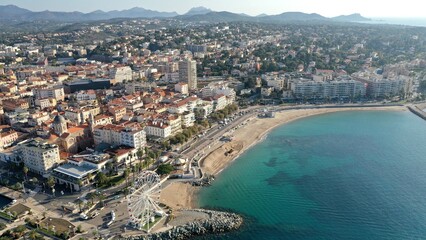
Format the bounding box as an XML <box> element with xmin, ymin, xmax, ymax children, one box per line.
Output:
<box><xmin>126</xmin><ymin>209</ymin><xmax>243</xmax><ymax>240</ymax></box>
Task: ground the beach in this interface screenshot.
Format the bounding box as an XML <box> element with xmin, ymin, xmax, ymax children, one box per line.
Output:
<box><xmin>160</xmin><ymin>106</ymin><xmax>407</xmax><ymax>209</ymax></box>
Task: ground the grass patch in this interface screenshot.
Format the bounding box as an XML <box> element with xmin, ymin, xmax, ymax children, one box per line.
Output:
<box><xmin>0</xmin><ymin>211</ymin><xmax>16</xmax><ymax>221</ymax></box>
<box><xmin>142</xmin><ymin>216</ymin><xmax>163</xmax><ymax>231</ymax></box>
<box><xmin>98</xmin><ymin>175</ymin><xmax>125</xmax><ymax>189</ymax></box>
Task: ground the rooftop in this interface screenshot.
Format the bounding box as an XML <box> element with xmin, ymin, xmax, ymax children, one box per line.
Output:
<box><xmin>54</xmin><ymin>163</ymin><xmax>97</xmax><ymax>179</ymax></box>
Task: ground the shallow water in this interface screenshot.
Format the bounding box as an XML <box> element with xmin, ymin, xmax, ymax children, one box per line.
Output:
<box><xmin>198</xmin><ymin>111</ymin><xmax>426</xmax><ymax>240</ymax></box>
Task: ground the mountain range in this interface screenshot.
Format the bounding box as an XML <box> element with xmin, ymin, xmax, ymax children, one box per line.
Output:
<box><xmin>0</xmin><ymin>5</ymin><xmax>371</xmax><ymax>23</ymax></box>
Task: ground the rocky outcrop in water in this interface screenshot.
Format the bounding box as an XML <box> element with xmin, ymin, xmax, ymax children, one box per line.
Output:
<box><xmin>126</xmin><ymin>209</ymin><xmax>243</xmax><ymax>240</ymax></box>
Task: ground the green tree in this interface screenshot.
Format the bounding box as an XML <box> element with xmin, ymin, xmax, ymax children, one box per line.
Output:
<box><xmin>156</xmin><ymin>164</ymin><xmax>174</xmax><ymax>175</ymax></box>
<box><xmin>47</xmin><ymin>176</ymin><xmax>55</xmax><ymax>189</ymax></box>
<box><xmin>95</xmin><ymin>172</ymin><xmax>108</xmax><ymax>186</ymax></box>
<box><xmin>23</xmin><ymin>166</ymin><xmax>29</xmax><ymax>181</ymax></box>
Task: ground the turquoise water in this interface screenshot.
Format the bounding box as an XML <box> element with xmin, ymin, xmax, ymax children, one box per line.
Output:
<box><xmin>198</xmin><ymin>111</ymin><xmax>426</xmax><ymax>240</ymax></box>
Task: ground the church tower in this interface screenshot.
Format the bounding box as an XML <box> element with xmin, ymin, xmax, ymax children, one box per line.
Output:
<box><xmin>53</xmin><ymin>115</ymin><xmax>67</xmax><ymax>136</ymax></box>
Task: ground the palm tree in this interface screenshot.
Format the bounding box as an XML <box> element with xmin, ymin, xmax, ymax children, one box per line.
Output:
<box><xmin>112</xmin><ymin>156</ymin><xmax>119</xmax><ymax>174</ymax></box>
<box><xmin>137</xmin><ymin>148</ymin><xmax>143</xmax><ymax>173</ymax></box>
<box><xmin>97</xmin><ymin>194</ymin><xmax>106</xmax><ymax>207</ymax></box>
<box><xmin>76</xmin><ymin>199</ymin><xmax>84</xmax><ymax>213</ymax></box>
<box><xmin>123</xmin><ymin>168</ymin><xmax>130</xmax><ymax>187</ymax></box>
<box><xmin>23</xmin><ymin>166</ymin><xmax>29</xmax><ymax>181</ymax></box>
<box><xmin>29</xmin><ymin>230</ymin><xmax>38</xmax><ymax>240</ymax></box>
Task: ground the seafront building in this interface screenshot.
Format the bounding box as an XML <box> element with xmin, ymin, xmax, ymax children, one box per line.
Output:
<box><xmin>20</xmin><ymin>139</ymin><xmax>60</xmax><ymax>176</ymax></box>
<box><xmin>289</xmin><ymin>78</ymin><xmax>366</xmax><ymax>99</ymax></box>
<box><xmin>93</xmin><ymin>123</ymin><xmax>146</xmax><ymax>149</ymax></box>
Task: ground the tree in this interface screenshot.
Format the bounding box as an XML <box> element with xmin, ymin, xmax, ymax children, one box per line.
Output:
<box><xmin>106</xmin><ymin>162</ymin><xmax>114</xmax><ymax>176</ymax></box>
<box><xmin>123</xmin><ymin>168</ymin><xmax>130</xmax><ymax>187</ymax></box>
<box><xmin>29</xmin><ymin>230</ymin><xmax>39</xmax><ymax>240</ymax></box>
<box><xmin>47</xmin><ymin>176</ymin><xmax>55</xmax><ymax>190</ymax></box>
<box><xmin>95</xmin><ymin>172</ymin><xmax>108</xmax><ymax>186</ymax></box>
<box><xmin>23</xmin><ymin>166</ymin><xmax>29</xmax><ymax>181</ymax></box>
<box><xmin>87</xmin><ymin>192</ymin><xmax>96</xmax><ymax>205</ymax></box>
<box><xmin>76</xmin><ymin>199</ymin><xmax>84</xmax><ymax>213</ymax></box>
<box><xmin>137</xmin><ymin>148</ymin><xmax>144</xmax><ymax>173</ymax></box>
<box><xmin>156</xmin><ymin>164</ymin><xmax>174</xmax><ymax>175</ymax></box>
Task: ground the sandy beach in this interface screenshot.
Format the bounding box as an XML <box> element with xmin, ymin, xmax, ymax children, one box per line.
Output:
<box><xmin>160</xmin><ymin>106</ymin><xmax>407</xmax><ymax>209</ymax></box>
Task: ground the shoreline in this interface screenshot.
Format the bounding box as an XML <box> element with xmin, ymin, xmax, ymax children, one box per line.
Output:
<box><xmin>160</xmin><ymin>105</ymin><xmax>407</xmax><ymax>210</ymax></box>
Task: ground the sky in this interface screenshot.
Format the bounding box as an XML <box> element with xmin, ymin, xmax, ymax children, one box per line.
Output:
<box><xmin>0</xmin><ymin>0</ymin><xmax>424</xmax><ymax>18</ymax></box>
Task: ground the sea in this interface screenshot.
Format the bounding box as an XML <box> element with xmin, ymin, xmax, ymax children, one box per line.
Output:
<box><xmin>359</xmin><ymin>18</ymin><xmax>426</xmax><ymax>27</ymax></box>
<box><xmin>198</xmin><ymin>111</ymin><xmax>426</xmax><ymax>240</ymax></box>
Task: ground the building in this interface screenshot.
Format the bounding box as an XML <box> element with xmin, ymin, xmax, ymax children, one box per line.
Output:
<box><xmin>144</xmin><ymin>121</ymin><xmax>172</xmax><ymax>139</ymax></box>
<box><xmin>266</xmin><ymin>78</ymin><xmax>285</xmax><ymax>91</ymax></box>
<box><xmin>63</xmin><ymin>79</ymin><xmax>111</xmax><ymax>93</ymax></box>
<box><xmin>213</xmin><ymin>94</ymin><xmax>227</xmax><ymax>111</ymax></box>
<box><xmin>290</xmin><ymin>79</ymin><xmax>366</xmax><ymax>99</ymax></box>
<box><xmin>181</xmin><ymin>112</ymin><xmax>196</xmax><ymax>127</ymax></box>
<box><xmin>108</xmin><ymin>106</ymin><xmax>127</xmax><ymax>122</ymax></box>
<box><xmin>365</xmin><ymin>79</ymin><xmax>408</xmax><ymax>98</ymax></box>
<box><xmin>52</xmin><ymin>115</ymin><xmax>67</xmax><ymax>136</ymax></box>
<box><xmin>175</xmin><ymin>82</ymin><xmax>189</xmax><ymax>95</ymax></box>
<box><xmin>35</xmin><ymin>98</ymin><xmax>57</xmax><ymax>109</ymax></box>
<box><xmin>110</xmin><ymin>66</ymin><xmax>132</xmax><ymax>83</ymax></box>
<box><xmin>20</xmin><ymin>139</ymin><xmax>60</xmax><ymax>176</ymax></box>
<box><xmin>187</xmin><ymin>44</ymin><xmax>207</xmax><ymax>53</ymax></box>
<box><xmin>76</xmin><ymin>90</ymin><xmax>97</xmax><ymax>101</ymax></box>
<box><xmin>194</xmin><ymin>103</ymin><xmax>214</xmax><ymax>119</ymax></box>
<box><xmin>93</xmin><ymin>123</ymin><xmax>146</xmax><ymax>149</ymax></box>
<box><xmin>179</xmin><ymin>59</ymin><xmax>197</xmax><ymax>90</ymax></box>
<box><xmin>2</xmin><ymin>99</ymin><xmax>30</xmax><ymax>112</ymax></box>
<box><xmin>52</xmin><ymin>151</ymin><xmax>110</xmax><ymax>191</ymax></box>
<box><xmin>0</xmin><ymin>129</ymin><xmax>18</xmax><ymax>150</ymax></box>
<box><xmin>64</xmin><ymin>106</ymin><xmax>101</xmax><ymax>125</ymax></box>
<box><xmin>32</xmin><ymin>86</ymin><xmax>65</xmax><ymax>101</ymax></box>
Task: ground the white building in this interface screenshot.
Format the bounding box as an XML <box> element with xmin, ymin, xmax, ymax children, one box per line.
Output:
<box><xmin>93</xmin><ymin>123</ymin><xmax>146</xmax><ymax>149</ymax></box>
<box><xmin>266</xmin><ymin>78</ymin><xmax>285</xmax><ymax>91</ymax></box>
<box><xmin>32</xmin><ymin>86</ymin><xmax>65</xmax><ymax>101</ymax></box>
<box><xmin>20</xmin><ymin>139</ymin><xmax>60</xmax><ymax>176</ymax></box>
<box><xmin>144</xmin><ymin>121</ymin><xmax>172</xmax><ymax>138</ymax></box>
<box><xmin>64</xmin><ymin>106</ymin><xmax>101</xmax><ymax>125</ymax></box>
<box><xmin>175</xmin><ymin>82</ymin><xmax>189</xmax><ymax>95</ymax></box>
<box><xmin>110</xmin><ymin>66</ymin><xmax>133</xmax><ymax>83</ymax></box>
<box><xmin>76</xmin><ymin>90</ymin><xmax>97</xmax><ymax>101</ymax></box>
<box><xmin>179</xmin><ymin>59</ymin><xmax>197</xmax><ymax>90</ymax></box>
<box><xmin>290</xmin><ymin>79</ymin><xmax>366</xmax><ymax>99</ymax></box>
<box><xmin>181</xmin><ymin>112</ymin><xmax>196</xmax><ymax>127</ymax></box>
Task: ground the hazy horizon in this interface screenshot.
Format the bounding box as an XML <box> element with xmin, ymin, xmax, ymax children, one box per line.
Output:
<box><xmin>0</xmin><ymin>0</ymin><xmax>425</xmax><ymax>18</ymax></box>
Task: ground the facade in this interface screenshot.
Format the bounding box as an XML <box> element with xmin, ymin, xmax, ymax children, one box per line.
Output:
<box><xmin>179</xmin><ymin>60</ymin><xmax>197</xmax><ymax>90</ymax></box>
<box><xmin>175</xmin><ymin>82</ymin><xmax>189</xmax><ymax>95</ymax></box>
<box><xmin>290</xmin><ymin>79</ymin><xmax>366</xmax><ymax>99</ymax></box>
<box><xmin>76</xmin><ymin>90</ymin><xmax>97</xmax><ymax>101</ymax></box>
<box><xmin>110</xmin><ymin>66</ymin><xmax>132</xmax><ymax>83</ymax></box>
<box><xmin>20</xmin><ymin>139</ymin><xmax>60</xmax><ymax>176</ymax></box>
<box><xmin>32</xmin><ymin>86</ymin><xmax>65</xmax><ymax>101</ymax></box>
<box><xmin>2</xmin><ymin>99</ymin><xmax>29</xmax><ymax>112</ymax></box>
<box><xmin>93</xmin><ymin>123</ymin><xmax>146</xmax><ymax>149</ymax></box>
<box><xmin>181</xmin><ymin>112</ymin><xmax>196</xmax><ymax>127</ymax></box>
<box><xmin>35</xmin><ymin>98</ymin><xmax>57</xmax><ymax>109</ymax></box>
<box><xmin>108</xmin><ymin>106</ymin><xmax>127</xmax><ymax>122</ymax></box>
<box><xmin>266</xmin><ymin>78</ymin><xmax>285</xmax><ymax>91</ymax></box>
<box><xmin>194</xmin><ymin>103</ymin><xmax>214</xmax><ymax>119</ymax></box>
<box><xmin>0</xmin><ymin>130</ymin><xmax>18</xmax><ymax>150</ymax></box>
<box><xmin>64</xmin><ymin>79</ymin><xmax>111</xmax><ymax>94</ymax></box>
<box><xmin>365</xmin><ymin>79</ymin><xmax>408</xmax><ymax>98</ymax></box>
<box><xmin>144</xmin><ymin>121</ymin><xmax>172</xmax><ymax>138</ymax></box>
<box><xmin>64</xmin><ymin>106</ymin><xmax>101</xmax><ymax>125</ymax></box>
